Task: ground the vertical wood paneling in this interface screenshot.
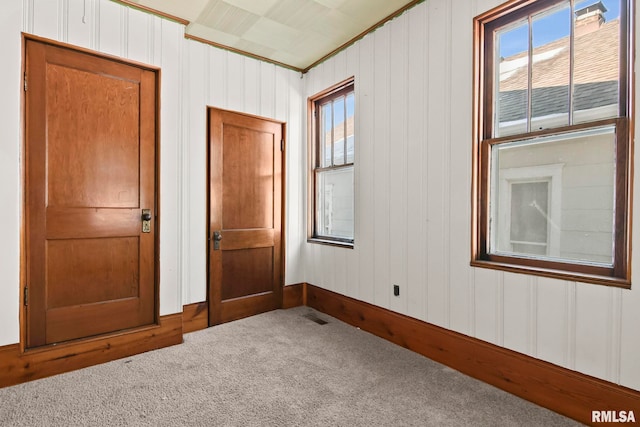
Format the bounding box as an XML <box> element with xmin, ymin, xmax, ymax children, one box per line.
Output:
<box><xmin>333</xmin><ymin>247</ymin><xmax>348</xmax><ymax>296</ymax></box>
<box><xmin>184</xmin><ymin>40</ymin><xmax>205</xmax><ymax>304</ymax></box>
<box><xmin>405</xmin><ymin>4</ymin><xmax>427</xmax><ymax>322</ymax></box>
<box><xmin>344</xmin><ymin>43</ymin><xmax>360</xmax><ymax>299</ymax></box>
<box><xmin>502</xmin><ymin>273</ymin><xmax>530</xmax><ymax>354</ymax></box>
<box><xmin>31</xmin><ymin>0</ymin><xmax>58</xmax><ymax>39</ymax></box>
<box><xmin>243</xmin><ymin>57</ymin><xmax>259</xmax><ymax>115</ymax></box>
<box><xmin>286</xmin><ymin>70</ymin><xmax>304</xmax><ymax>285</ymax></box>
<box><xmin>575</xmin><ymin>284</ymin><xmax>614</xmax><ymax>380</ymax></box>
<box><xmin>372</xmin><ymin>24</ymin><xmax>391</xmax><ymax>309</ymax></box>
<box><xmin>226</xmin><ymin>53</ymin><xmax>244</xmax><ymax>112</ymax></box>
<box><xmin>474</xmin><ymin>269</ymin><xmax>499</xmax><ymax>344</ymax></box>
<box><xmin>608</xmin><ymin>289</ymin><xmax>622</xmax><ymax>384</ymax></box>
<box><xmin>150</xmin><ymin>14</ymin><xmax>162</xmax><ymax>66</ymax></box>
<box><xmin>528</xmin><ymin>277</ymin><xmax>539</xmax><ymax>356</ymax></box>
<box><xmin>208</xmin><ymin>47</ymin><xmax>227</xmax><ymax>107</ymax></box>
<box><xmin>619</xmin><ymin>9</ymin><xmax>640</xmax><ymax>388</ymax></box>
<box><xmin>259</xmin><ymin>62</ymin><xmax>276</xmax><ymax>119</ymax></box>
<box><xmin>158</xmin><ymin>18</ymin><xmax>184</xmax><ymax>315</ymax></box>
<box><xmin>448</xmin><ymin>0</ymin><xmax>474</xmax><ymax>336</ymax></box>
<box><xmin>620</xmin><ymin>281</ymin><xmax>640</xmax><ymax>390</ymax></box>
<box><xmin>66</xmin><ymin>0</ymin><xmax>92</xmax><ymax>47</ymax></box>
<box><xmin>425</xmin><ymin>0</ymin><xmax>449</xmax><ymax>327</ymax></box>
<box><xmin>97</xmin><ymin>0</ymin><xmax>122</xmax><ymax>56</ymax></box>
<box><xmin>536</xmin><ymin>278</ymin><xmax>569</xmax><ymax>367</ymax></box>
<box><xmin>126</xmin><ymin>7</ymin><xmax>150</xmax><ymax>63</ymax></box>
<box><xmin>332</xmin><ymin>50</ymin><xmax>347</xmax><ymax>82</ymax></box>
<box><xmin>0</xmin><ymin>0</ymin><xmax>22</xmax><ymax>346</ymax></box>
<box><xmin>388</xmin><ymin>14</ymin><xmax>408</xmax><ymax>314</ymax></box>
<box><xmin>356</xmin><ymin>34</ymin><xmax>375</xmax><ymax>305</ymax></box>
<box><xmin>566</xmin><ymin>282</ymin><xmax>577</xmax><ymax>371</ymax></box>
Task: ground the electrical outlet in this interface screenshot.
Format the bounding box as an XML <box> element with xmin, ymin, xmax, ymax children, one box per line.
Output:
<box><xmin>393</xmin><ymin>284</ymin><xmax>400</xmax><ymax>296</ymax></box>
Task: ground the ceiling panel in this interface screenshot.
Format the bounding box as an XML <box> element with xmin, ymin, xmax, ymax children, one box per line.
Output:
<box><xmin>124</xmin><ymin>0</ymin><xmax>422</xmax><ymax>71</ymax></box>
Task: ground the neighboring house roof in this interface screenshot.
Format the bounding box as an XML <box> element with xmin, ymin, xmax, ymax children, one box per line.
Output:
<box><xmin>322</xmin><ymin>114</ymin><xmax>355</xmax><ymax>165</ymax></box>
<box><xmin>497</xmin><ymin>18</ymin><xmax>619</xmax><ymax>123</ymax></box>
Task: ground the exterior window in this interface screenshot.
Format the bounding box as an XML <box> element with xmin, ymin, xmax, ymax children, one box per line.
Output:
<box><xmin>309</xmin><ymin>79</ymin><xmax>355</xmax><ymax>246</ymax></box>
<box><xmin>472</xmin><ymin>0</ymin><xmax>632</xmax><ymax>286</ymax></box>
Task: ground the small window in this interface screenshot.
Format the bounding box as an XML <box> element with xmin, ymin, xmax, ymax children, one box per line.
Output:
<box><xmin>472</xmin><ymin>0</ymin><xmax>632</xmax><ymax>286</ymax></box>
<box><xmin>308</xmin><ymin>79</ymin><xmax>355</xmax><ymax>246</ymax></box>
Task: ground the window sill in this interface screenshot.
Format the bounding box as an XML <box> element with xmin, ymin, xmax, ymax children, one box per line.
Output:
<box><xmin>470</xmin><ymin>259</ymin><xmax>631</xmax><ymax>289</ymax></box>
<box><xmin>307</xmin><ymin>238</ymin><xmax>354</xmax><ymax>249</ymax></box>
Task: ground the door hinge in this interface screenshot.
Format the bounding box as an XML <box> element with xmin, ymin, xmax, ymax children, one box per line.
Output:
<box><xmin>23</xmin><ymin>72</ymin><xmax>27</xmax><ymax>92</ymax></box>
<box><xmin>280</xmin><ymin>140</ymin><xmax>284</xmax><ymax>151</ymax></box>
<box><xmin>24</xmin><ymin>286</ymin><xmax>28</xmax><ymax>306</ymax></box>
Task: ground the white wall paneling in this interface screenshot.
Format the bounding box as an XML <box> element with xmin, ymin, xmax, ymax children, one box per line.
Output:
<box><xmin>372</xmin><ymin>24</ymin><xmax>391</xmax><ymax>310</ymax></box>
<box><xmin>158</xmin><ymin>17</ymin><xmax>184</xmax><ymax>315</ymax></box>
<box><xmin>448</xmin><ymin>0</ymin><xmax>474</xmax><ymax>336</ymax></box>
<box><xmin>425</xmin><ymin>0</ymin><xmax>450</xmax><ymax>328</ymax></box>
<box><xmin>3</xmin><ymin>0</ymin><xmax>640</xmax><ymax>394</ymax></box>
<box><xmin>0</xmin><ymin>0</ymin><xmax>23</xmax><ymax>346</ymax></box>
<box><xmin>302</xmin><ymin>0</ymin><xmax>640</xmax><ymax>392</ymax></box>
<box><xmin>405</xmin><ymin>4</ymin><xmax>428</xmax><ymax>322</ymax></box>
<box><xmin>355</xmin><ymin>34</ymin><xmax>375</xmax><ymax>305</ymax></box>
<box><xmin>388</xmin><ymin>13</ymin><xmax>408</xmax><ymax>315</ymax></box>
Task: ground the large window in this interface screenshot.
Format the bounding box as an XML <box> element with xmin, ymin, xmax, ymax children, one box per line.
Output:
<box><xmin>472</xmin><ymin>0</ymin><xmax>633</xmax><ymax>286</ymax></box>
<box><xmin>309</xmin><ymin>79</ymin><xmax>355</xmax><ymax>246</ymax></box>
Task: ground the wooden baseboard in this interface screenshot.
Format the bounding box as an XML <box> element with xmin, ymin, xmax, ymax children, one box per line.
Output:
<box><xmin>283</xmin><ymin>283</ymin><xmax>305</xmax><ymax>308</ymax></box>
<box><xmin>183</xmin><ymin>284</ymin><xmax>303</xmax><ymax>333</ymax></box>
<box><xmin>182</xmin><ymin>301</ymin><xmax>208</xmax><ymax>333</ymax></box>
<box><xmin>305</xmin><ymin>284</ymin><xmax>640</xmax><ymax>426</ymax></box>
<box><xmin>0</xmin><ymin>313</ymin><xmax>183</xmax><ymax>388</ymax></box>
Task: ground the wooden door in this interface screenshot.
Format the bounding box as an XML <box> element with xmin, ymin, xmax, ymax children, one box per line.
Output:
<box><xmin>24</xmin><ymin>38</ymin><xmax>158</xmax><ymax>348</ymax></box>
<box><xmin>208</xmin><ymin>108</ymin><xmax>284</xmax><ymax>325</ymax></box>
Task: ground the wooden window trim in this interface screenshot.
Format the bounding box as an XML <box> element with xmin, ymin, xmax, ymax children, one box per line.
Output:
<box><xmin>471</xmin><ymin>0</ymin><xmax>634</xmax><ymax>288</ymax></box>
<box><xmin>308</xmin><ymin>78</ymin><xmax>355</xmax><ymax>248</ymax></box>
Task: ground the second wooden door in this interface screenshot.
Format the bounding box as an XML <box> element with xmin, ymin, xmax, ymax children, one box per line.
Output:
<box><xmin>208</xmin><ymin>108</ymin><xmax>284</xmax><ymax>325</ymax></box>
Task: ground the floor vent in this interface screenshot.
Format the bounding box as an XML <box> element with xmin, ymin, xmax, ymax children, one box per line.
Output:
<box><xmin>303</xmin><ymin>312</ymin><xmax>328</xmax><ymax>325</ymax></box>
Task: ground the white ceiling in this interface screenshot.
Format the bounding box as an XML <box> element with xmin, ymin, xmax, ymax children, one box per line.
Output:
<box><xmin>123</xmin><ymin>0</ymin><xmax>421</xmax><ymax>71</ymax></box>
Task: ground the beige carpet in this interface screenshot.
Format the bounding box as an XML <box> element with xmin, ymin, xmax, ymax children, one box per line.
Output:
<box><xmin>0</xmin><ymin>307</ymin><xmax>582</xmax><ymax>426</ymax></box>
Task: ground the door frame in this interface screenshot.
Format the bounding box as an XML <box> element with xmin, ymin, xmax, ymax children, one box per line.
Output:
<box><xmin>206</xmin><ymin>107</ymin><xmax>286</xmax><ymax>326</ymax></box>
<box><xmin>20</xmin><ymin>33</ymin><xmax>162</xmax><ymax>352</ymax></box>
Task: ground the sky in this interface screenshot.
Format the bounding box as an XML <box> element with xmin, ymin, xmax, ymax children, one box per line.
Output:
<box><xmin>498</xmin><ymin>0</ymin><xmax>620</xmax><ymax>58</ymax></box>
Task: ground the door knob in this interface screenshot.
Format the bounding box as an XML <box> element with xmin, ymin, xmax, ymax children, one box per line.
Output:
<box><xmin>142</xmin><ymin>209</ymin><xmax>152</xmax><ymax>233</ymax></box>
<box><xmin>213</xmin><ymin>231</ymin><xmax>222</xmax><ymax>250</ymax></box>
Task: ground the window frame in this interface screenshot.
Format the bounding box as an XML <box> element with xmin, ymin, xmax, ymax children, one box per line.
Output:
<box><xmin>308</xmin><ymin>78</ymin><xmax>355</xmax><ymax>248</ymax></box>
<box><xmin>471</xmin><ymin>0</ymin><xmax>634</xmax><ymax>287</ymax></box>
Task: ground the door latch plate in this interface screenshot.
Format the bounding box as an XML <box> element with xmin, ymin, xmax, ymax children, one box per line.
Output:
<box><xmin>142</xmin><ymin>209</ymin><xmax>151</xmax><ymax>233</ymax></box>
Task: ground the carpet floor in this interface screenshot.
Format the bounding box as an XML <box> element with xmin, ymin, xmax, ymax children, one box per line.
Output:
<box><xmin>0</xmin><ymin>307</ymin><xmax>582</xmax><ymax>426</ymax></box>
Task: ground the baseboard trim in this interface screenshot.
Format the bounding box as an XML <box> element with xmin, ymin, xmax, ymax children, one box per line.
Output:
<box><xmin>0</xmin><ymin>313</ymin><xmax>183</xmax><ymax>388</ymax></box>
<box><xmin>283</xmin><ymin>283</ymin><xmax>305</xmax><ymax>308</ymax></box>
<box><xmin>183</xmin><ymin>301</ymin><xmax>208</xmax><ymax>333</ymax></box>
<box><xmin>305</xmin><ymin>284</ymin><xmax>640</xmax><ymax>426</ymax></box>
<box><xmin>182</xmin><ymin>284</ymin><xmax>304</xmax><ymax>333</ymax></box>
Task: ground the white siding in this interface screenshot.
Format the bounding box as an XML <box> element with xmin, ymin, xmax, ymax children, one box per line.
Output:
<box><xmin>303</xmin><ymin>0</ymin><xmax>640</xmax><ymax>392</ymax></box>
<box><xmin>0</xmin><ymin>0</ymin><xmax>303</xmax><ymax>345</ymax></box>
